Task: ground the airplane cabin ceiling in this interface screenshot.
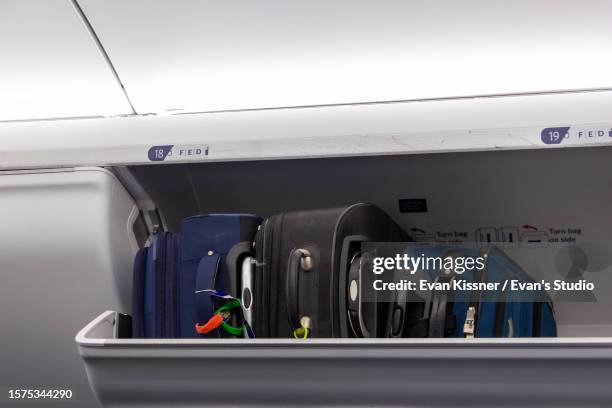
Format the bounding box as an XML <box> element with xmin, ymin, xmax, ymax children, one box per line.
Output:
<box><xmin>1</xmin><ymin>1</ymin><xmax>611</xmax><ymax>121</ymax></box>
<box><xmin>77</xmin><ymin>0</ymin><xmax>612</xmax><ymax>114</ymax></box>
<box><xmin>0</xmin><ymin>0</ymin><xmax>133</xmax><ymax>121</ymax></box>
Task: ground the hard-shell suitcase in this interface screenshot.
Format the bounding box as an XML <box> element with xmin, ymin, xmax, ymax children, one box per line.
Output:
<box><xmin>393</xmin><ymin>245</ymin><xmax>557</xmax><ymax>338</ymax></box>
<box><xmin>179</xmin><ymin>214</ymin><xmax>261</xmax><ymax>338</ymax></box>
<box><xmin>248</xmin><ymin>203</ymin><xmax>408</xmax><ymax>338</ymax></box>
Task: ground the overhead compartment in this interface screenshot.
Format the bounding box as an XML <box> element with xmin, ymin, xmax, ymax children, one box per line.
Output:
<box><xmin>2</xmin><ymin>87</ymin><xmax>608</xmax><ymax>407</ymax></box>
<box><xmin>125</xmin><ymin>145</ymin><xmax>612</xmax><ymax>337</ymax></box>
<box><xmin>72</xmin><ymin>144</ymin><xmax>612</xmax><ymax>406</ymax></box>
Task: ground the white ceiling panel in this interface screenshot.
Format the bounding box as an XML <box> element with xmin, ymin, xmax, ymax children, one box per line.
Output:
<box><xmin>78</xmin><ymin>0</ymin><xmax>612</xmax><ymax>114</ymax></box>
<box><xmin>0</xmin><ymin>0</ymin><xmax>132</xmax><ymax>121</ymax></box>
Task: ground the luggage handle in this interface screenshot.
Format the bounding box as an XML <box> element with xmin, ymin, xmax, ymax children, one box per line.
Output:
<box><xmin>226</xmin><ymin>241</ymin><xmax>255</xmax><ymax>331</ymax></box>
<box><xmin>338</xmin><ymin>235</ymin><xmax>369</xmax><ymax>338</ymax></box>
<box><xmin>226</xmin><ymin>241</ymin><xmax>255</xmax><ymax>298</ymax></box>
<box><xmin>286</xmin><ymin>248</ymin><xmax>313</xmax><ymax>333</ymax></box>
<box><xmin>347</xmin><ymin>253</ymin><xmax>371</xmax><ymax>338</ymax></box>
<box><xmin>385</xmin><ymin>283</ymin><xmax>408</xmax><ymax>338</ymax></box>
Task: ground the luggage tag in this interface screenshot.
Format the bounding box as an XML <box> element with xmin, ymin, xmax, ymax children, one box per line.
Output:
<box><xmin>194</xmin><ymin>289</ymin><xmax>255</xmax><ymax>338</ymax></box>
<box><xmin>293</xmin><ymin>316</ymin><xmax>311</xmax><ymax>339</ymax></box>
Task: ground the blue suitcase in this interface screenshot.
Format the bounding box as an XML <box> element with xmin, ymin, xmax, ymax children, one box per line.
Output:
<box><xmin>179</xmin><ymin>214</ymin><xmax>261</xmax><ymax>338</ymax></box>
<box><xmin>131</xmin><ymin>231</ymin><xmax>180</xmax><ymax>338</ymax></box>
<box><xmin>131</xmin><ymin>214</ymin><xmax>261</xmax><ymax>338</ymax></box>
<box><xmin>388</xmin><ymin>245</ymin><xmax>557</xmax><ymax>338</ymax></box>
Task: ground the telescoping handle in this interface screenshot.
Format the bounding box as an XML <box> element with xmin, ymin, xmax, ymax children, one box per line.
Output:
<box><xmin>286</xmin><ymin>248</ymin><xmax>313</xmax><ymax>337</ymax></box>
<box><xmin>226</xmin><ymin>241</ymin><xmax>254</xmax><ymax>298</ymax></box>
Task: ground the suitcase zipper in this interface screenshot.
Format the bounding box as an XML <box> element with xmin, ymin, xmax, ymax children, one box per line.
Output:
<box><xmin>263</xmin><ymin>214</ymin><xmax>284</xmax><ymax>337</ymax></box>
<box><xmin>260</xmin><ymin>220</ymin><xmax>269</xmax><ymax>336</ymax></box>
<box><xmin>154</xmin><ymin>233</ymin><xmax>167</xmax><ymax>338</ymax></box>
<box><xmin>494</xmin><ymin>273</ymin><xmax>513</xmax><ymax>337</ymax></box>
<box><xmin>254</xmin><ymin>223</ymin><xmax>264</xmax><ymax>336</ymax></box>
<box><xmin>159</xmin><ymin>233</ymin><xmax>168</xmax><ymax>337</ymax></box>
<box><xmin>255</xmin><ymin>217</ymin><xmax>274</xmax><ymax>337</ymax></box>
<box><xmin>166</xmin><ymin>233</ymin><xmax>179</xmax><ymax>338</ymax></box>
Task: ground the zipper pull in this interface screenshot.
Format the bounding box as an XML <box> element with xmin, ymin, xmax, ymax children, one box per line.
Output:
<box><xmin>507</xmin><ymin>317</ymin><xmax>514</xmax><ymax>338</ymax></box>
<box><xmin>464</xmin><ymin>306</ymin><xmax>476</xmax><ymax>338</ymax></box>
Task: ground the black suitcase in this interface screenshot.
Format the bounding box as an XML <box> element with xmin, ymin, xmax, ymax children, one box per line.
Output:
<box><xmin>244</xmin><ymin>203</ymin><xmax>408</xmax><ymax>338</ymax></box>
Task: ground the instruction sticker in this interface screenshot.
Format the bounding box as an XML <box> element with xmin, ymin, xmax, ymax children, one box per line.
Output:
<box><xmin>541</xmin><ymin>125</ymin><xmax>612</xmax><ymax>145</ymax></box>
<box><xmin>148</xmin><ymin>144</ymin><xmax>209</xmax><ymax>162</ymax></box>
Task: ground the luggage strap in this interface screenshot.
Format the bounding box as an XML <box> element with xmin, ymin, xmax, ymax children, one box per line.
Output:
<box><xmin>194</xmin><ymin>290</ymin><xmax>253</xmax><ymax>337</ymax></box>
<box><xmin>195</xmin><ymin>255</ymin><xmax>222</xmax><ymax>330</ymax></box>
<box><xmin>428</xmin><ymin>275</ymin><xmax>455</xmax><ymax>338</ymax></box>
